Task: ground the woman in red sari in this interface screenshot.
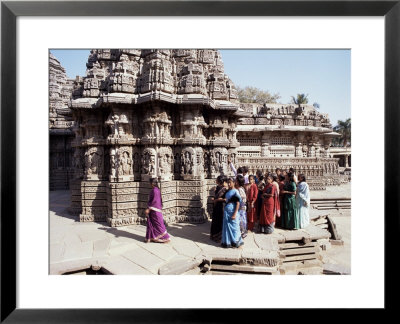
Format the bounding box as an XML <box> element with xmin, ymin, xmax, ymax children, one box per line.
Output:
<box><xmin>246</xmin><ymin>175</ymin><xmax>258</xmax><ymax>231</ymax></box>
<box><xmin>260</xmin><ymin>175</ymin><xmax>278</xmax><ymax>234</ymax></box>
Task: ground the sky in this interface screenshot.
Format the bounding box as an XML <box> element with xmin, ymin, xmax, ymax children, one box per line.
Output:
<box><xmin>50</xmin><ymin>49</ymin><xmax>350</xmax><ymax>126</ymax></box>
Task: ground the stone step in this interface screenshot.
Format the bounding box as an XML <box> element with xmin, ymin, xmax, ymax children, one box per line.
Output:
<box><xmin>281</xmin><ymin>252</ymin><xmax>319</xmax><ymax>263</ymax></box>
<box><xmin>211</xmin><ymin>263</ymin><xmax>279</xmax><ymax>274</ymax></box>
<box><xmin>280</xmin><ymin>246</ymin><xmax>320</xmax><ymax>256</ymax></box>
<box><xmin>279</xmin><ymin>241</ymin><xmax>318</xmax><ymax>250</ymax></box>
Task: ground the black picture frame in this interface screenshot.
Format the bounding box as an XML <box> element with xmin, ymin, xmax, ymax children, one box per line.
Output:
<box><xmin>1</xmin><ymin>0</ymin><xmax>398</xmax><ymax>322</ymax></box>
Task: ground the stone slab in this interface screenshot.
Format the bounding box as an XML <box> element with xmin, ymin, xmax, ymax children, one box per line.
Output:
<box><xmin>50</xmin><ymin>258</ymin><xmax>97</xmax><ymax>275</ymax></box>
<box><xmin>282</xmin><ymin>253</ymin><xmax>319</xmax><ymax>263</ymax></box>
<box><xmin>279</xmin><ymin>242</ymin><xmax>317</xmax><ymax>250</ymax></box>
<box><xmin>137</xmin><ymin>241</ymin><xmax>178</xmax><ymax>262</ymax></box>
<box><xmin>170</xmin><ymin>238</ymin><xmax>202</xmax><ymax>258</ymax></box>
<box><xmin>50</xmin><ymin>243</ymin><xmax>65</xmax><ymax>263</ymax></box>
<box><xmin>63</xmin><ymin>241</ymin><xmax>94</xmax><ymax>261</ymax></box>
<box><xmin>102</xmin><ymin>256</ymin><xmax>152</xmax><ymax>275</ymax></box>
<box><xmin>240</xmin><ymin>249</ymin><xmax>279</xmax><ymax>267</ymax></box>
<box><xmin>206</xmin><ymin>249</ymin><xmax>242</xmax><ymax>263</ymax></box>
<box><xmin>280</xmin><ymin>246</ymin><xmax>319</xmax><ymax>256</ymax></box>
<box><xmin>211</xmin><ymin>263</ymin><xmax>278</xmax><ymax>274</ymax></box>
<box><xmin>122</xmin><ymin>247</ymin><xmax>166</xmax><ymax>274</ymax></box>
<box><xmin>93</xmin><ymin>238</ymin><xmax>111</xmax><ymax>257</ymax></box>
<box><xmin>254</xmin><ymin>235</ymin><xmax>279</xmax><ymax>251</ymax></box>
<box><xmin>78</xmin><ymin>230</ymin><xmax>108</xmax><ymax>243</ymax></box>
<box><xmin>158</xmin><ymin>256</ymin><xmax>201</xmax><ymax>275</ymax></box>
<box><xmin>323</xmin><ymin>263</ymin><xmax>351</xmax><ymax>275</ymax></box>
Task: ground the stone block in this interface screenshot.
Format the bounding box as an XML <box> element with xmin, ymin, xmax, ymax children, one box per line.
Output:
<box><xmin>323</xmin><ymin>263</ymin><xmax>350</xmax><ymax>275</ymax></box>
<box><xmin>158</xmin><ymin>256</ymin><xmax>202</xmax><ymax>275</ymax></box>
<box><xmin>330</xmin><ymin>239</ymin><xmax>344</xmax><ymax>246</ymax></box>
<box><xmin>240</xmin><ymin>249</ymin><xmax>280</xmax><ymax>267</ymax></box>
<box><xmin>81</xmin><ymin>199</ymin><xmax>107</xmax><ymax>207</ymax></box>
<box><xmin>122</xmin><ymin>247</ymin><xmax>166</xmax><ymax>274</ymax></box>
<box><xmin>211</xmin><ymin>263</ymin><xmax>278</xmax><ymax>274</ymax></box>
<box><xmin>137</xmin><ymin>241</ymin><xmax>178</xmax><ymax>262</ymax></box>
<box><xmin>177</xmin><ymin>200</ymin><xmax>202</xmax><ymax>208</ymax></box>
<box><xmin>101</xmin><ymin>256</ymin><xmax>152</xmax><ymax>275</ymax></box>
<box><xmin>254</xmin><ymin>235</ymin><xmax>279</xmax><ymax>251</ymax></box>
<box><xmin>109</xmin><ymin>182</ymin><xmax>141</xmax><ymax>189</ymax></box>
<box><xmin>206</xmin><ymin>249</ymin><xmax>241</xmax><ymax>263</ymax></box>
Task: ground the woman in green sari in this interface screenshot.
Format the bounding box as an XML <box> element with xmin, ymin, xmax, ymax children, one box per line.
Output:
<box><xmin>281</xmin><ymin>172</ymin><xmax>299</xmax><ymax>230</ymax></box>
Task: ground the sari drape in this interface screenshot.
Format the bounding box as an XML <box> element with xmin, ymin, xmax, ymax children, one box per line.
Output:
<box><xmin>296</xmin><ymin>181</ymin><xmax>310</xmax><ymax>228</ymax></box>
<box><xmin>246</xmin><ymin>183</ymin><xmax>258</xmax><ymax>231</ymax></box>
<box><xmin>221</xmin><ymin>189</ymin><xmax>244</xmax><ymax>248</ymax></box>
<box><xmin>145</xmin><ymin>187</ymin><xmax>170</xmax><ymax>243</ymax></box>
<box><xmin>260</xmin><ymin>183</ymin><xmax>276</xmax><ymax>226</ymax></box>
<box><xmin>238</xmin><ymin>187</ymin><xmax>248</xmax><ymax>238</ymax></box>
<box><xmin>210</xmin><ymin>185</ymin><xmax>227</xmax><ymax>242</ymax></box>
<box><xmin>282</xmin><ymin>181</ymin><xmax>299</xmax><ymax>230</ymax></box>
<box><xmin>276</xmin><ymin>181</ymin><xmax>285</xmax><ymax>228</ymax></box>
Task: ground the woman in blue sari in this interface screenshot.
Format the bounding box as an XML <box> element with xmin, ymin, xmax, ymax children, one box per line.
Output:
<box><xmin>221</xmin><ymin>177</ymin><xmax>244</xmax><ymax>248</ymax></box>
<box><xmin>296</xmin><ymin>174</ymin><xmax>310</xmax><ymax>228</ymax></box>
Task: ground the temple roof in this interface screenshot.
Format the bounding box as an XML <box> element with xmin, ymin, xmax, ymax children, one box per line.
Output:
<box><xmin>70</xmin><ymin>49</ymin><xmax>240</xmax><ymax>110</ymax></box>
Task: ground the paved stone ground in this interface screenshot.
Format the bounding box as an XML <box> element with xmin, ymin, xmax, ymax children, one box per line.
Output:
<box><xmin>50</xmin><ymin>186</ymin><xmax>351</xmax><ymax>275</ymax></box>
<box><xmin>311</xmin><ymin>182</ymin><xmax>351</xmax><ymax>199</ymax></box>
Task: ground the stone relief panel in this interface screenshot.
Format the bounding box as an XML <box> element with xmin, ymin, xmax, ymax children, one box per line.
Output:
<box><xmin>117</xmin><ymin>146</ymin><xmax>134</xmax><ymax>181</ymax></box>
<box><xmin>72</xmin><ymin>147</ymin><xmax>84</xmax><ymax>179</ymax></box>
<box><xmin>141</xmin><ymin>147</ymin><xmax>157</xmax><ymax>180</ymax></box>
<box><xmin>158</xmin><ymin>146</ymin><xmax>173</xmax><ymax>181</ymax></box>
<box><xmin>210</xmin><ymin>147</ymin><xmax>228</xmax><ymax>177</ymax></box>
<box><xmin>85</xmin><ymin>146</ymin><xmax>104</xmax><ymax>180</ymax></box>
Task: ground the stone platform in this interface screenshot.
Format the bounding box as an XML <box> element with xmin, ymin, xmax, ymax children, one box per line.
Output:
<box><xmin>50</xmin><ymin>190</ymin><xmax>348</xmax><ymax>275</ymax></box>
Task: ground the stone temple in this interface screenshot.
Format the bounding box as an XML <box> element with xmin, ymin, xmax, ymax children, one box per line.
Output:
<box><xmin>49</xmin><ymin>49</ymin><xmax>346</xmax><ymax>227</ymax></box>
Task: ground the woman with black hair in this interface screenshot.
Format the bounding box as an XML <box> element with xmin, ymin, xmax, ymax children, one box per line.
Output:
<box><xmin>221</xmin><ymin>177</ymin><xmax>244</xmax><ymax>248</ymax></box>
<box><xmin>255</xmin><ymin>170</ymin><xmax>265</xmax><ymax>232</ymax></box>
<box><xmin>235</xmin><ymin>174</ymin><xmax>248</xmax><ymax>238</ymax></box>
<box><xmin>260</xmin><ymin>175</ymin><xmax>278</xmax><ymax>234</ymax></box>
<box><xmin>296</xmin><ymin>174</ymin><xmax>310</xmax><ymax>228</ymax></box>
<box><xmin>246</xmin><ymin>174</ymin><xmax>258</xmax><ymax>232</ymax></box>
<box><xmin>281</xmin><ymin>172</ymin><xmax>299</xmax><ymax>230</ymax></box>
<box><xmin>145</xmin><ymin>178</ymin><xmax>170</xmax><ymax>243</ymax></box>
<box><xmin>277</xmin><ymin>174</ymin><xmax>286</xmax><ymax>228</ymax></box>
<box><xmin>210</xmin><ymin>175</ymin><xmax>228</xmax><ymax>243</ymax></box>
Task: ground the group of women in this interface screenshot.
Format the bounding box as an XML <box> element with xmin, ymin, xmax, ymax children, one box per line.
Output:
<box><xmin>210</xmin><ymin>168</ymin><xmax>311</xmax><ymax>248</ymax></box>
<box><xmin>143</xmin><ymin>169</ymin><xmax>310</xmax><ymax>248</ymax></box>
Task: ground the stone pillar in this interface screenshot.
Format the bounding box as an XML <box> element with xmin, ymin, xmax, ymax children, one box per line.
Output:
<box><xmin>295</xmin><ymin>133</ymin><xmax>304</xmax><ymax>157</ymax></box>
<box><xmin>261</xmin><ymin>133</ymin><xmax>270</xmax><ymax>157</ymax></box>
<box><xmin>345</xmin><ymin>154</ymin><xmax>349</xmax><ymax>168</ymax></box>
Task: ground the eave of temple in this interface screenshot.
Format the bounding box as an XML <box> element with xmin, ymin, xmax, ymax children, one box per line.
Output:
<box><xmin>69</xmin><ymin>91</ymin><xmax>238</xmax><ymax>111</ymax></box>
<box><xmin>237</xmin><ymin>124</ymin><xmax>335</xmax><ymax>134</ymax></box>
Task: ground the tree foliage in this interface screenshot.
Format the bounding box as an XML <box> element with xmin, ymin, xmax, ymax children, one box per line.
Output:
<box><xmin>237</xmin><ymin>86</ymin><xmax>281</xmax><ymax>104</ymax></box>
<box><xmin>332</xmin><ymin>118</ymin><xmax>351</xmax><ymax>147</ymax></box>
<box><xmin>290</xmin><ymin>93</ymin><xmax>309</xmax><ymax>105</ymax></box>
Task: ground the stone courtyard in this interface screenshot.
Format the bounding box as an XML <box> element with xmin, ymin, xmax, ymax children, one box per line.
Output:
<box><xmin>50</xmin><ymin>183</ymin><xmax>351</xmax><ymax>275</ymax></box>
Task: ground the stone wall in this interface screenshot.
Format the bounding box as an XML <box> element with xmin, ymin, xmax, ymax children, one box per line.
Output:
<box><xmin>49</xmin><ymin>54</ymin><xmax>76</xmax><ymax>190</ymax></box>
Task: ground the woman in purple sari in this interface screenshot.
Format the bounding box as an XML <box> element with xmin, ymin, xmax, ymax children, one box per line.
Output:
<box><xmin>145</xmin><ymin>178</ymin><xmax>170</xmax><ymax>243</ymax></box>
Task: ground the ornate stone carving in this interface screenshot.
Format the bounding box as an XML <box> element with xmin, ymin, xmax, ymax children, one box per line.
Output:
<box><xmin>141</xmin><ymin>147</ymin><xmax>157</xmax><ymax>180</ymax></box>
<box><xmin>158</xmin><ymin>146</ymin><xmax>173</xmax><ymax>181</ymax></box>
<box><xmin>85</xmin><ymin>146</ymin><xmax>104</xmax><ymax>180</ymax></box>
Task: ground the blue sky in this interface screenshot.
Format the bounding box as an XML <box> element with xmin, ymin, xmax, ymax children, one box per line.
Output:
<box><xmin>50</xmin><ymin>49</ymin><xmax>350</xmax><ymax>126</ymax></box>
